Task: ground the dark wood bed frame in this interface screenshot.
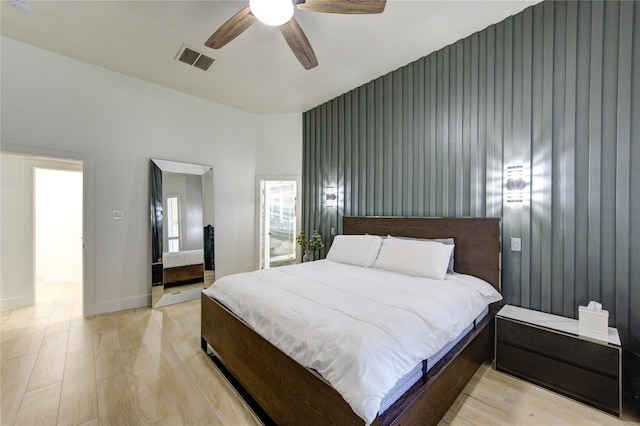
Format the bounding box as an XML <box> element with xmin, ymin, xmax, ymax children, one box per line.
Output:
<box><xmin>201</xmin><ymin>216</ymin><xmax>501</xmax><ymax>425</ymax></box>
<box><xmin>163</xmin><ymin>263</ymin><xmax>205</xmax><ymax>288</ymax></box>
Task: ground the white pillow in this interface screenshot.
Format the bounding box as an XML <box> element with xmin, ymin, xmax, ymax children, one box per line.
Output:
<box><xmin>326</xmin><ymin>235</ymin><xmax>383</xmax><ymax>267</ymax></box>
<box><xmin>373</xmin><ymin>237</ymin><xmax>454</xmax><ymax>280</ymax></box>
<box><xmin>388</xmin><ymin>235</ymin><xmax>455</xmax><ymax>273</ymax></box>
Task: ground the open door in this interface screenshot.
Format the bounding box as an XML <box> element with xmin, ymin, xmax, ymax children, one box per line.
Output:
<box><xmin>259</xmin><ymin>180</ymin><xmax>297</xmax><ymax>269</ymax></box>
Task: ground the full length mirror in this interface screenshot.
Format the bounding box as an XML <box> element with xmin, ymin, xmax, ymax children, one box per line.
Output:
<box><xmin>150</xmin><ymin>159</ymin><xmax>214</xmax><ymax>308</ymax></box>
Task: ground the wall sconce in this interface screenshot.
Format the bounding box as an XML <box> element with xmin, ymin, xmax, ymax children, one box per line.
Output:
<box><xmin>325</xmin><ymin>186</ymin><xmax>337</xmax><ymax>208</ymax></box>
<box><xmin>505</xmin><ymin>165</ymin><xmax>528</xmax><ymax>203</ymax></box>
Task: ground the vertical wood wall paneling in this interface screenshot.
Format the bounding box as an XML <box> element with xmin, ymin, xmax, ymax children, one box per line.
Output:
<box><xmin>562</xmin><ymin>1</ymin><xmax>578</xmax><ymax>319</ymax></box>
<box><xmin>587</xmin><ymin>1</ymin><xmax>603</xmax><ymax>308</ymax></box>
<box><xmin>415</xmin><ymin>58</ymin><xmax>426</xmax><ymax>216</ymax></box>
<box><xmin>427</xmin><ymin>56</ymin><xmax>438</xmax><ymax>215</ymax></box>
<box><xmin>630</xmin><ymin>0</ymin><xmax>640</xmax><ymax>352</ymax></box>
<box><xmin>453</xmin><ymin>41</ymin><xmax>463</xmax><ymax>216</ymax></box>
<box><xmin>503</xmin><ymin>14</ymin><xmax>518</xmax><ymax>306</ymax></box>
<box><xmin>520</xmin><ymin>7</ymin><xmax>533</xmax><ymax>311</ymax></box>
<box><xmin>600</xmin><ymin>1</ymin><xmax>619</xmax><ymax>319</ymax></box>
<box><xmin>371</xmin><ymin>82</ymin><xmax>379</xmax><ymax>215</ymax></box>
<box><xmin>315</xmin><ymin>105</ymin><xmax>324</xmax><ymax>253</ymax></box>
<box><xmin>344</xmin><ymin>93</ymin><xmax>352</xmax><ymax>224</ymax></box>
<box><xmin>628</xmin><ymin>3</ymin><xmax>640</xmax><ymax>348</ymax></box>
<box><xmin>468</xmin><ymin>36</ymin><xmax>477</xmax><ymax>216</ymax></box>
<box><xmin>573</xmin><ymin>1</ymin><xmax>591</xmax><ymax>318</ymax></box>
<box><xmin>301</xmin><ymin>0</ymin><xmax>639</xmax><ymax>351</ymax></box>
<box><xmin>614</xmin><ymin>0</ymin><xmax>633</xmax><ymax>340</ymax></box>
<box><xmin>302</xmin><ymin>111</ymin><xmax>311</xmax><ymax>238</ymax></box>
<box><xmin>401</xmin><ymin>65</ymin><xmax>411</xmax><ymax>214</ymax></box>
<box><xmin>550</xmin><ymin>0</ymin><xmax>565</xmax><ymax>316</ymax></box>
<box><xmin>336</xmin><ymin>96</ymin><xmax>345</xmax><ymax>237</ymax></box>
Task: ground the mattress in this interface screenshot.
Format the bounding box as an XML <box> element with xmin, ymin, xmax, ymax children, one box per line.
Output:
<box><xmin>379</xmin><ymin>306</ymin><xmax>489</xmax><ymax>413</ymax></box>
<box><xmin>204</xmin><ymin>260</ymin><xmax>502</xmax><ymax>424</ymax></box>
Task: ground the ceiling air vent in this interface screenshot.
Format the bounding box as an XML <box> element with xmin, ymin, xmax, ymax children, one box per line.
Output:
<box><xmin>176</xmin><ymin>45</ymin><xmax>214</xmax><ymax>71</ymax></box>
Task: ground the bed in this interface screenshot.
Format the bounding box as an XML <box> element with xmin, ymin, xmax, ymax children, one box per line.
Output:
<box><xmin>162</xmin><ymin>249</ymin><xmax>204</xmax><ymax>288</ymax></box>
<box><xmin>201</xmin><ymin>216</ymin><xmax>501</xmax><ymax>425</ymax></box>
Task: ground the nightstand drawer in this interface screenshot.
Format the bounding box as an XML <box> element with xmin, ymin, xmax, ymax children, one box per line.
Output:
<box><xmin>495</xmin><ymin>306</ymin><xmax>621</xmax><ymax>417</ymax></box>
<box><xmin>496</xmin><ymin>317</ymin><xmax>619</xmax><ymax>377</ymax></box>
<box><xmin>496</xmin><ymin>343</ymin><xmax>619</xmax><ymax>415</ymax></box>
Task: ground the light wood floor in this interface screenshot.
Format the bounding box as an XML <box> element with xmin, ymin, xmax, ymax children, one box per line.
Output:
<box><xmin>2</xmin><ymin>281</ymin><xmax>639</xmax><ymax>426</ymax></box>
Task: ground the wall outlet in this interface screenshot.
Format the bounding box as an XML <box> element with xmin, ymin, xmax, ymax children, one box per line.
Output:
<box><xmin>330</xmin><ymin>227</ymin><xmax>335</xmax><ymax>236</ymax></box>
<box><xmin>511</xmin><ymin>237</ymin><xmax>522</xmax><ymax>252</ymax></box>
<box><xmin>112</xmin><ymin>210</ymin><xmax>125</xmax><ymax>220</ymax></box>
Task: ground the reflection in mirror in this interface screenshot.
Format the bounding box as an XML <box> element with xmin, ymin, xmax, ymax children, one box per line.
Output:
<box><xmin>150</xmin><ymin>159</ymin><xmax>214</xmax><ymax>308</ymax></box>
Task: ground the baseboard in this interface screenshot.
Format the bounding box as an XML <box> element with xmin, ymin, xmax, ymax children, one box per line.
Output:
<box><xmin>86</xmin><ymin>294</ymin><xmax>150</xmax><ymax>316</ymax></box>
<box><xmin>0</xmin><ymin>296</ymin><xmax>30</xmax><ymax>311</ymax></box>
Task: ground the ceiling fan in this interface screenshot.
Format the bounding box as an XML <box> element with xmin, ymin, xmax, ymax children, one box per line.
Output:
<box><xmin>204</xmin><ymin>0</ymin><xmax>387</xmax><ymax>70</ymax></box>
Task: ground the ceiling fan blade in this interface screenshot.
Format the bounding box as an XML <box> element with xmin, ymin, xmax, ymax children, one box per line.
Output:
<box><xmin>280</xmin><ymin>17</ymin><xmax>318</xmax><ymax>70</ymax></box>
<box><xmin>205</xmin><ymin>6</ymin><xmax>256</xmax><ymax>49</ymax></box>
<box><xmin>295</xmin><ymin>0</ymin><xmax>386</xmax><ymax>14</ymax></box>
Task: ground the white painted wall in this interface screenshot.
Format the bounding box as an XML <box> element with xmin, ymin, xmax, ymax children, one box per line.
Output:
<box><xmin>255</xmin><ymin>114</ymin><xmax>303</xmax><ymax>176</ymax></box>
<box><xmin>1</xmin><ymin>37</ymin><xmax>302</xmax><ymax>316</ymax></box>
<box><xmin>1</xmin><ymin>153</ymin><xmax>33</xmax><ymax>310</ymax></box>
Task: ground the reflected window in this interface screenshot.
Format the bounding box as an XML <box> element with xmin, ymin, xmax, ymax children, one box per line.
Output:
<box><xmin>167</xmin><ymin>195</ymin><xmax>180</xmax><ymax>252</ymax></box>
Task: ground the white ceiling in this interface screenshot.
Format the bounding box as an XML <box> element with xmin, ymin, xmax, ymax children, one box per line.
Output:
<box><xmin>1</xmin><ymin>0</ymin><xmax>539</xmax><ymax>114</ymax></box>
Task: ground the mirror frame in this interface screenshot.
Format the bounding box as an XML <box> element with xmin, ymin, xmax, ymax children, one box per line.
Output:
<box><xmin>150</xmin><ymin>158</ymin><xmax>213</xmax><ymax>308</ymax></box>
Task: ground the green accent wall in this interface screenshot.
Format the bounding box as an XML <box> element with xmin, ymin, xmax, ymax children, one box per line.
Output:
<box><xmin>302</xmin><ymin>0</ymin><xmax>639</xmax><ymax>352</ymax></box>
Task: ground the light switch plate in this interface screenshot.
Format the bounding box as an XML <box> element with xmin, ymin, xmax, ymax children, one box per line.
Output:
<box><xmin>511</xmin><ymin>237</ymin><xmax>522</xmax><ymax>252</ymax></box>
<box><xmin>113</xmin><ymin>210</ymin><xmax>125</xmax><ymax>220</ymax></box>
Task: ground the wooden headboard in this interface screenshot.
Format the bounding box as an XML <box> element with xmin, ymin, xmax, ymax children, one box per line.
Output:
<box><xmin>343</xmin><ymin>216</ymin><xmax>501</xmax><ymax>291</ymax></box>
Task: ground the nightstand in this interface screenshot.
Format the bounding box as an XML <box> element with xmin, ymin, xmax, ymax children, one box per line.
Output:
<box><xmin>495</xmin><ymin>305</ymin><xmax>622</xmax><ymax>416</ymax></box>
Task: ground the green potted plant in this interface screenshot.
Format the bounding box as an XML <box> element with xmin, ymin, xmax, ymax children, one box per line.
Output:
<box><xmin>296</xmin><ymin>229</ymin><xmax>324</xmax><ymax>262</ymax></box>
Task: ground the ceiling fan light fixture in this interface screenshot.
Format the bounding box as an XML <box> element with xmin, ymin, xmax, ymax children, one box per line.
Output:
<box><xmin>249</xmin><ymin>0</ymin><xmax>294</xmax><ymax>26</ymax></box>
<box><xmin>11</xmin><ymin>0</ymin><xmax>33</xmax><ymax>13</ymax></box>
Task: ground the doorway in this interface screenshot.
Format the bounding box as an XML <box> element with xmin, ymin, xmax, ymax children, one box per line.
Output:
<box><xmin>0</xmin><ymin>152</ymin><xmax>84</xmax><ymax>312</ymax></box>
<box><xmin>258</xmin><ymin>179</ymin><xmax>297</xmax><ymax>269</ymax></box>
<box><xmin>34</xmin><ymin>167</ymin><xmax>83</xmax><ymax>305</ymax></box>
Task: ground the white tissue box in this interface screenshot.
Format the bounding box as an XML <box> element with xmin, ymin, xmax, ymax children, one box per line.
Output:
<box><xmin>578</xmin><ymin>305</ymin><xmax>609</xmax><ymax>341</ymax></box>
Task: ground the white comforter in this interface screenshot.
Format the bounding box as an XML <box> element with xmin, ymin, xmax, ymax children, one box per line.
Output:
<box><xmin>163</xmin><ymin>249</ymin><xmax>203</xmax><ymax>268</ymax></box>
<box><xmin>204</xmin><ymin>260</ymin><xmax>502</xmax><ymax>424</ymax></box>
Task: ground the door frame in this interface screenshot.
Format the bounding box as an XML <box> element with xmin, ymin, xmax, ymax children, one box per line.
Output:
<box><xmin>1</xmin><ymin>143</ymin><xmax>94</xmax><ymax>316</ymax></box>
<box><xmin>255</xmin><ymin>174</ymin><xmax>302</xmax><ymax>270</ymax></box>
